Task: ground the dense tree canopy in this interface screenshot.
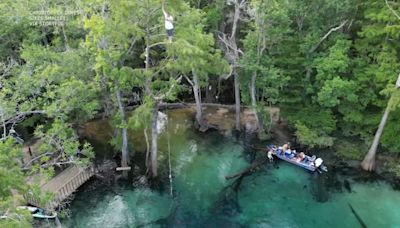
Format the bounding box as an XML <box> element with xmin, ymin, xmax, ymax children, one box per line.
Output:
<box><xmin>1</xmin><ymin>0</ymin><xmax>400</xmax><ymax>225</ymax></box>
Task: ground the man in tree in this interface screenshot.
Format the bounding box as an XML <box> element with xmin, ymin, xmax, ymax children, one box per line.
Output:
<box><xmin>162</xmin><ymin>4</ymin><xmax>174</xmax><ymax>43</ymax></box>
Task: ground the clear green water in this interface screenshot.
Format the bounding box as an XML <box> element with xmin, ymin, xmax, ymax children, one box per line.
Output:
<box><xmin>63</xmin><ymin>110</ymin><xmax>400</xmax><ymax>227</ymax></box>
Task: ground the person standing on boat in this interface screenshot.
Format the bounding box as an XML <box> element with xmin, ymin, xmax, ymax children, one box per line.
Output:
<box><xmin>281</xmin><ymin>142</ymin><xmax>292</xmax><ymax>156</ymax></box>
<box><xmin>162</xmin><ymin>3</ymin><xmax>174</xmax><ymax>43</ymax></box>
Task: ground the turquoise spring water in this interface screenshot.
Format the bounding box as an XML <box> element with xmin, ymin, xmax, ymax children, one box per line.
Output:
<box><xmin>63</xmin><ymin>110</ymin><xmax>400</xmax><ymax>227</ymax></box>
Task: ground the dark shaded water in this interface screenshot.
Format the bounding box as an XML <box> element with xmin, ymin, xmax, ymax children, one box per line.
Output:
<box><xmin>63</xmin><ymin>110</ymin><xmax>400</xmax><ymax>227</ymax></box>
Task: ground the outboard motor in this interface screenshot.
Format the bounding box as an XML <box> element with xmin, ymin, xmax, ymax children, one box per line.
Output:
<box><xmin>315</xmin><ymin>158</ymin><xmax>323</xmax><ymax>168</ymax></box>
<box><xmin>315</xmin><ymin>158</ymin><xmax>328</xmax><ymax>172</ymax></box>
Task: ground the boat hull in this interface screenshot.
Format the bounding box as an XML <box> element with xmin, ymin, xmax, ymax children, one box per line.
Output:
<box><xmin>32</xmin><ymin>213</ymin><xmax>57</xmax><ymax>219</ymax></box>
<box><xmin>17</xmin><ymin>206</ymin><xmax>57</xmax><ymax>219</ymax></box>
<box><xmin>268</xmin><ymin>145</ymin><xmax>318</xmax><ymax>172</ymax></box>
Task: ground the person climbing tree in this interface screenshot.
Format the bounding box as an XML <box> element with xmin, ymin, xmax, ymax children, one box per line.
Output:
<box><xmin>162</xmin><ymin>3</ymin><xmax>174</xmax><ymax>43</ymax></box>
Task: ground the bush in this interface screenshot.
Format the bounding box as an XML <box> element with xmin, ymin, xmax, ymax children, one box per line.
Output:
<box><xmin>335</xmin><ymin>139</ymin><xmax>365</xmax><ymax>160</ymax></box>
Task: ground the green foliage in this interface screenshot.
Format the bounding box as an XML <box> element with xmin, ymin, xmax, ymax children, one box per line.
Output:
<box><xmin>0</xmin><ymin>140</ymin><xmax>32</xmax><ymax>227</ymax></box>
<box><xmin>1</xmin><ymin>4</ymin><xmax>400</xmax><ymax>224</ymax></box>
<box><xmin>335</xmin><ymin>139</ymin><xmax>366</xmax><ymax>160</ymax></box>
<box><xmin>240</xmin><ymin>0</ymin><xmax>291</xmax><ymax>104</ymax></box>
<box><xmin>317</xmin><ymin>77</ymin><xmax>358</xmax><ymax>107</ymax></box>
<box><xmin>286</xmin><ymin>106</ymin><xmax>336</xmax><ymax>147</ymax></box>
<box><xmin>294</xmin><ymin>121</ymin><xmax>334</xmax><ymax>148</ymax></box>
<box><xmin>34</xmin><ymin>119</ymin><xmax>94</xmax><ymax>172</ymax></box>
<box><xmin>129</xmin><ymin>100</ymin><xmax>154</xmax><ymax>130</ymax></box>
<box><xmin>314</xmin><ymin>39</ymin><xmax>352</xmax><ymax>81</ymax></box>
<box><xmin>166</xmin><ymin>4</ymin><xmax>229</xmax><ymax>96</ymax></box>
<box><xmin>0</xmin><ymin>140</ymin><xmax>26</xmax><ymax>198</ymax></box>
<box><xmin>386</xmin><ymin>159</ymin><xmax>400</xmax><ymax>177</ymax></box>
<box><xmin>381</xmin><ymin>109</ymin><xmax>400</xmax><ymax>152</ymax></box>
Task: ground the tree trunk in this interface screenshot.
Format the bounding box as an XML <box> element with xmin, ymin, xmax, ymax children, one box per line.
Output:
<box><xmin>250</xmin><ymin>71</ymin><xmax>264</xmax><ymax>133</ymax></box>
<box><xmin>192</xmin><ymin>69</ymin><xmax>204</xmax><ymax>129</ymax></box>
<box><xmin>116</xmin><ymin>89</ymin><xmax>128</xmax><ymax>166</ymax></box>
<box><xmin>144</xmin><ymin>127</ymin><xmax>150</xmax><ymax>171</ymax></box>
<box><xmin>231</xmin><ymin>2</ymin><xmax>241</xmax><ymax>132</ymax></box>
<box><xmin>116</xmin><ymin>89</ymin><xmax>129</xmax><ymax>177</ymax></box>
<box><xmin>151</xmin><ymin>103</ymin><xmax>159</xmax><ymax>177</ymax></box>
<box><xmin>234</xmin><ymin>72</ymin><xmax>241</xmax><ymax>131</ymax></box>
<box><xmin>231</xmin><ymin>2</ymin><xmax>240</xmax><ymax>40</ymax></box>
<box><xmin>361</xmin><ymin>100</ymin><xmax>391</xmax><ymax>171</ymax></box>
<box><xmin>0</xmin><ymin>108</ymin><xmax>6</xmax><ymax>138</ymax></box>
<box><xmin>144</xmin><ymin>46</ymin><xmax>151</xmax><ymax>95</ymax></box>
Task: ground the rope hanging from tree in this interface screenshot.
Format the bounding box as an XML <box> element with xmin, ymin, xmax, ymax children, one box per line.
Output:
<box><xmin>166</xmin><ymin>109</ymin><xmax>173</xmax><ymax>197</ymax></box>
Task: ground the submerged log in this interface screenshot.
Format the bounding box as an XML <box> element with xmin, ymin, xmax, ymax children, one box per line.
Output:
<box><xmin>225</xmin><ymin>157</ymin><xmax>268</xmax><ymax>180</ymax></box>
<box><xmin>212</xmin><ymin>174</ymin><xmax>244</xmax><ymax>216</ymax></box>
<box><xmin>344</xmin><ymin>180</ymin><xmax>352</xmax><ymax>193</ymax></box>
<box><xmin>224</xmin><ymin>145</ymin><xmax>272</xmax><ymax>180</ymax></box>
<box><xmin>348</xmin><ymin>203</ymin><xmax>367</xmax><ymax>228</ymax></box>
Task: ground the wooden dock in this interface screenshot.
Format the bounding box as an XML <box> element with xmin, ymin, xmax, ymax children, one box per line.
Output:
<box><xmin>25</xmin><ymin>165</ymin><xmax>94</xmax><ymax>210</ymax></box>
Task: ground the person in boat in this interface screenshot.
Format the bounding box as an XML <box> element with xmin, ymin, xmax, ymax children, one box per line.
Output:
<box><xmin>162</xmin><ymin>4</ymin><xmax>174</xmax><ymax>43</ymax></box>
<box><xmin>286</xmin><ymin>149</ymin><xmax>296</xmax><ymax>159</ymax></box>
<box><xmin>295</xmin><ymin>152</ymin><xmax>305</xmax><ymax>163</ymax></box>
<box><xmin>281</xmin><ymin>143</ymin><xmax>297</xmax><ymax>159</ymax></box>
<box><xmin>279</xmin><ymin>142</ymin><xmax>290</xmax><ymax>155</ymax></box>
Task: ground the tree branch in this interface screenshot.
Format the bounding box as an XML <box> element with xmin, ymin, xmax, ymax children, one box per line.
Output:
<box><xmin>23</xmin><ymin>152</ymin><xmax>54</xmax><ymax>170</ymax></box>
<box><xmin>62</xmin><ymin>25</ymin><xmax>70</xmax><ymax>52</ymax></box>
<box><xmin>0</xmin><ymin>58</ymin><xmax>17</xmax><ymax>78</ymax></box>
<box><xmin>155</xmin><ymin>75</ymin><xmax>182</xmax><ymax>101</ymax></box>
<box><xmin>222</xmin><ymin>66</ymin><xmax>234</xmax><ymax>80</ymax></box>
<box><xmin>385</xmin><ymin>0</ymin><xmax>400</xmax><ymax>20</ymax></box>
<box><xmin>3</xmin><ymin>110</ymin><xmax>47</xmax><ymax>126</ymax></box>
<box><xmin>218</xmin><ymin>34</ymin><xmax>244</xmax><ymax>56</ymax></box>
<box><xmin>308</xmin><ymin>20</ymin><xmax>348</xmax><ymax>54</ymax></box>
<box><xmin>148</xmin><ymin>41</ymin><xmax>170</xmax><ymax>49</ymax></box>
<box><xmin>183</xmin><ymin>75</ymin><xmax>194</xmax><ymax>86</ymax></box>
<box><xmin>120</xmin><ymin>37</ymin><xmax>139</xmax><ymax>65</ymax></box>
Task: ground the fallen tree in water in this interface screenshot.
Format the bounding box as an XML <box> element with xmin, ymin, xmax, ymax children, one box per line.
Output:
<box><xmin>348</xmin><ymin>203</ymin><xmax>367</xmax><ymax>228</ymax></box>
<box><xmin>211</xmin><ymin>174</ymin><xmax>245</xmax><ymax>216</ymax></box>
<box><xmin>225</xmin><ymin>144</ymin><xmax>270</xmax><ymax>180</ymax></box>
<box><xmin>225</xmin><ymin>157</ymin><xmax>268</xmax><ymax>180</ymax></box>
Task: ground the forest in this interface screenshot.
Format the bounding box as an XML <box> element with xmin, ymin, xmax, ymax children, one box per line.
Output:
<box><xmin>1</xmin><ymin>0</ymin><xmax>400</xmax><ymax>227</ymax></box>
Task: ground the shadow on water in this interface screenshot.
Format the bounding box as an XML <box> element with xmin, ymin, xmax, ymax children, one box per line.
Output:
<box><xmin>310</xmin><ymin>172</ymin><xmax>329</xmax><ymax>203</ymax></box>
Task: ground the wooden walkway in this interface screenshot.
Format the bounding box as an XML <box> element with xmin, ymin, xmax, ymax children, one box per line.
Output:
<box><xmin>25</xmin><ymin>165</ymin><xmax>94</xmax><ymax>210</ymax></box>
